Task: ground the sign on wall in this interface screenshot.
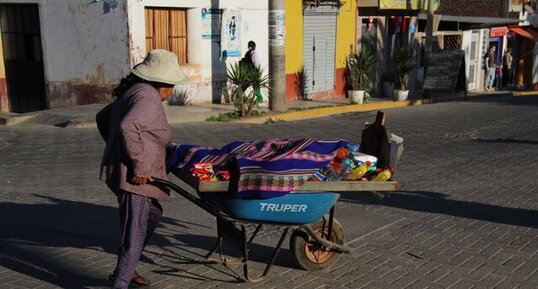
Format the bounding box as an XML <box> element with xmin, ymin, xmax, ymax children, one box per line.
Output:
<box><xmin>202</xmin><ymin>8</ymin><xmax>222</xmax><ymax>40</ymax></box>
<box><xmin>423</xmin><ymin>50</ymin><xmax>467</xmax><ymax>95</ymax></box>
<box><xmin>221</xmin><ymin>9</ymin><xmax>241</xmax><ymax>57</ymax></box>
<box><xmin>269</xmin><ymin>10</ymin><xmax>285</xmax><ymax>47</ymax></box>
<box><xmin>490</xmin><ymin>27</ymin><xmax>508</xmax><ymax>37</ymax></box>
<box><xmin>380</xmin><ymin>0</ymin><xmax>440</xmax><ymax>10</ymax></box>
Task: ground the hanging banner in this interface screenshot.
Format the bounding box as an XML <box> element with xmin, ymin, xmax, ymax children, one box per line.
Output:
<box><xmin>380</xmin><ymin>0</ymin><xmax>440</xmax><ymax>10</ymax></box>
<box><xmin>269</xmin><ymin>10</ymin><xmax>285</xmax><ymax>47</ymax></box>
<box><xmin>221</xmin><ymin>9</ymin><xmax>241</xmax><ymax>57</ymax></box>
<box><xmin>202</xmin><ymin>8</ymin><xmax>222</xmax><ymax>40</ymax></box>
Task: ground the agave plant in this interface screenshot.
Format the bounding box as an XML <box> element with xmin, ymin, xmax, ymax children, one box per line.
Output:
<box><xmin>394</xmin><ymin>47</ymin><xmax>417</xmax><ymax>91</ymax></box>
<box><xmin>226</xmin><ymin>62</ymin><xmax>270</xmax><ymax>117</ymax></box>
<box><xmin>345</xmin><ymin>47</ymin><xmax>377</xmax><ymax>94</ymax></box>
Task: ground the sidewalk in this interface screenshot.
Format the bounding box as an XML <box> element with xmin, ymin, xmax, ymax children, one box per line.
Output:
<box><xmin>0</xmin><ymin>89</ymin><xmax>527</xmax><ymax>127</ymax></box>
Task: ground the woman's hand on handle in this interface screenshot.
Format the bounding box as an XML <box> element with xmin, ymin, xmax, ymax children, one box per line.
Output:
<box><xmin>132</xmin><ymin>174</ymin><xmax>153</xmax><ymax>185</ymax></box>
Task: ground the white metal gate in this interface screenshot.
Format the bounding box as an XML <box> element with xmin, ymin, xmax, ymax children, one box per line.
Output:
<box><xmin>303</xmin><ymin>8</ymin><xmax>337</xmax><ymax>94</ymax></box>
<box><xmin>468</xmin><ymin>30</ymin><xmax>480</xmax><ymax>90</ymax></box>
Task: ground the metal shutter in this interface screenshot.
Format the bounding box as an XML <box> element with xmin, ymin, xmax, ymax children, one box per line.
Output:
<box><xmin>304</xmin><ymin>8</ymin><xmax>337</xmax><ymax>94</ymax></box>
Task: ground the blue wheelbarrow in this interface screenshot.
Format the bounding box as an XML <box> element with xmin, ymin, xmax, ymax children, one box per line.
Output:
<box><xmin>152</xmin><ymin>172</ymin><xmax>398</xmax><ymax>282</ymax></box>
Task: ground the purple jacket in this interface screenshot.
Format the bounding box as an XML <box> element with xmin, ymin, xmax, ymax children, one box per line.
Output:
<box><xmin>96</xmin><ymin>83</ymin><xmax>171</xmax><ymax>201</ymax></box>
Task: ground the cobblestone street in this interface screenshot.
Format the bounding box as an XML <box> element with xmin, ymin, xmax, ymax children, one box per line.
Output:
<box><xmin>1</xmin><ymin>94</ymin><xmax>537</xmax><ymax>288</ymax></box>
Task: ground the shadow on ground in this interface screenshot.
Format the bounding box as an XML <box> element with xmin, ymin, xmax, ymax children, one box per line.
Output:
<box><xmin>340</xmin><ymin>190</ymin><xmax>538</xmax><ymax>229</ymax></box>
<box><xmin>474</xmin><ymin>138</ymin><xmax>538</xmax><ymax>145</ymax></box>
<box><xmin>465</xmin><ymin>93</ymin><xmax>538</xmax><ymax>106</ymax></box>
<box><xmin>0</xmin><ymin>194</ymin><xmax>299</xmax><ymax>286</ymax></box>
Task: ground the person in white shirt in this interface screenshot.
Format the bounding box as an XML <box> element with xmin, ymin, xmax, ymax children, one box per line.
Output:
<box><xmin>246</xmin><ymin>40</ymin><xmax>260</xmax><ymax>68</ymax></box>
<box><xmin>243</xmin><ymin>40</ymin><xmax>263</xmax><ymax>103</ymax></box>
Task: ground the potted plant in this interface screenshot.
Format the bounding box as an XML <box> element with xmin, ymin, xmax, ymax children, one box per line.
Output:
<box><xmin>381</xmin><ymin>70</ymin><xmax>396</xmax><ymax>98</ymax></box>
<box><xmin>345</xmin><ymin>47</ymin><xmax>377</xmax><ymax>104</ymax></box>
<box><xmin>393</xmin><ymin>46</ymin><xmax>417</xmax><ymax>101</ymax></box>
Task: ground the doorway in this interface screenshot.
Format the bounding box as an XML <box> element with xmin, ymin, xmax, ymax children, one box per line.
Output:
<box><xmin>0</xmin><ymin>4</ymin><xmax>45</xmax><ymax>113</ymax></box>
<box><xmin>303</xmin><ymin>7</ymin><xmax>337</xmax><ymax>94</ymax></box>
<box><xmin>468</xmin><ymin>31</ymin><xmax>480</xmax><ymax>90</ymax></box>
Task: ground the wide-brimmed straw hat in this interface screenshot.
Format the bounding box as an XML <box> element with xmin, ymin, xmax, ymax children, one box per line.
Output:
<box><xmin>131</xmin><ymin>49</ymin><xmax>187</xmax><ymax>85</ymax></box>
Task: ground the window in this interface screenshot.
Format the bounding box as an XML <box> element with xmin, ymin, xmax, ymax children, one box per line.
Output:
<box><xmin>361</xmin><ymin>17</ymin><xmax>377</xmax><ymax>52</ymax></box>
<box><xmin>145</xmin><ymin>7</ymin><xmax>187</xmax><ymax>64</ymax></box>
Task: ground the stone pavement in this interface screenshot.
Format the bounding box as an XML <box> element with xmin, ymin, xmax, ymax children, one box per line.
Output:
<box><xmin>0</xmin><ymin>93</ymin><xmax>537</xmax><ymax>288</ymax></box>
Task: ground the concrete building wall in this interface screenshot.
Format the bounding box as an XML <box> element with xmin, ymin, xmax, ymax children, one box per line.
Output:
<box><xmin>0</xmin><ymin>0</ymin><xmax>129</xmax><ymax>108</ymax></box>
<box><xmin>127</xmin><ymin>0</ymin><xmax>269</xmax><ymax>104</ymax></box>
<box><xmin>0</xmin><ymin>0</ymin><xmax>269</xmax><ymax>110</ymax></box>
<box><xmin>284</xmin><ymin>0</ymin><xmax>357</xmax><ymax>100</ymax></box>
<box><xmin>335</xmin><ymin>0</ymin><xmax>358</xmax><ymax>97</ymax></box>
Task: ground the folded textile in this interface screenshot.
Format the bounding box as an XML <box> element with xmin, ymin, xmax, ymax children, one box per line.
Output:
<box><xmin>167</xmin><ymin>138</ymin><xmax>349</xmax><ymax>198</ymax></box>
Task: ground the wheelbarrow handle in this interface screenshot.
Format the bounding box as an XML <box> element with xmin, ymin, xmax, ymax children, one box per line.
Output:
<box><xmin>150</xmin><ymin>177</ymin><xmax>220</xmax><ymax>217</ymax></box>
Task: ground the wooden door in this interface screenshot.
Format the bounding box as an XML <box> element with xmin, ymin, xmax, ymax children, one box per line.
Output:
<box><xmin>0</xmin><ymin>4</ymin><xmax>45</xmax><ymax>113</ymax></box>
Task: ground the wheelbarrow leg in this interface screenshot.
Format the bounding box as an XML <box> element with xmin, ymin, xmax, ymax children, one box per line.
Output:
<box><xmin>247</xmin><ymin>224</ymin><xmax>263</xmax><ymax>245</ymax></box>
<box><xmin>205</xmin><ymin>218</ymin><xmax>292</xmax><ymax>283</ymax></box>
<box><xmin>205</xmin><ymin>235</ymin><xmax>223</xmax><ymax>261</ymax></box>
<box><xmin>243</xmin><ymin>227</ymin><xmax>290</xmax><ymax>283</ymax></box>
<box><xmin>327</xmin><ymin>206</ymin><xmax>335</xmax><ymax>241</ymax></box>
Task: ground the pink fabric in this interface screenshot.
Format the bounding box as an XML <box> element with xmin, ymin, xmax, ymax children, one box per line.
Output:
<box><xmin>97</xmin><ymin>83</ymin><xmax>171</xmax><ymax>201</ymax></box>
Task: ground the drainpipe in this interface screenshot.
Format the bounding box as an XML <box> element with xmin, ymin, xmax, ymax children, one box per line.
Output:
<box><xmin>269</xmin><ymin>0</ymin><xmax>287</xmax><ymax>112</ymax></box>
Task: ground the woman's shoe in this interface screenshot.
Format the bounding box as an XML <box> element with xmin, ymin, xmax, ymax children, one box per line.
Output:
<box><xmin>109</xmin><ymin>270</ymin><xmax>150</xmax><ymax>286</ymax></box>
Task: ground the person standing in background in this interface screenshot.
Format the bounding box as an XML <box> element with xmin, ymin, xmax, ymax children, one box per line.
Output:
<box><xmin>242</xmin><ymin>40</ymin><xmax>261</xmax><ymax>68</ymax></box>
<box><xmin>502</xmin><ymin>48</ymin><xmax>513</xmax><ymax>88</ymax></box>
<box><xmin>241</xmin><ymin>40</ymin><xmax>263</xmax><ymax>103</ymax></box>
<box><xmin>484</xmin><ymin>45</ymin><xmax>497</xmax><ymax>92</ymax></box>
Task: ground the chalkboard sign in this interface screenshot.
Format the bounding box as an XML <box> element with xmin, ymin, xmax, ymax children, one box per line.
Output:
<box><xmin>423</xmin><ymin>50</ymin><xmax>467</xmax><ymax>93</ymax></box>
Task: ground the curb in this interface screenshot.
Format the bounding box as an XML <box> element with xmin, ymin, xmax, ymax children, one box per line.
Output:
<box><xmin>0</xmin><ymin>114</ymin><xmax>36</xmax><ymax>126</ymax></box>
<box><xmin>512</xmin><ymin>91</ymin><xmax>538</xmax><ymax>96</ymax></box>
<box><xmin>232</xmin><ymin>99</ymin><xmax>434</xmax><ymax>124</ymax></box>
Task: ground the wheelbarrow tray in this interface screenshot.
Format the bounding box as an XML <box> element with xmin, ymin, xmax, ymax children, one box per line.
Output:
<box><xmin>199</xmin><ymin>191</ymin><xmax>341</xmax><ymax>224</ymax></box>
<box><xmin>174</xmin><ymin>169</ymin><xmax>399</xmax><ymax>221</ymax></box>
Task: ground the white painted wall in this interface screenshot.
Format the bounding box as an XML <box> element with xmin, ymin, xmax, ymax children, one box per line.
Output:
<box><xmin>127</xmin><ymin>0</ymin><xmax>269</xmax><ymax>103</ymax></box>
<box><xmin>0</xmin><ymin>0</ymin><xmax>130</xmax><ymax>85</ymax></box>
<box><xmin>0</xmin><ymin>0</ymin><xmax>269</xmax><ymax>105</ymax></box>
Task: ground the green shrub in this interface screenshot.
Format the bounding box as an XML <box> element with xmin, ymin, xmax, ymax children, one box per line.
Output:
<box><xmin>226</xmin><ymin>62</ymin><xmax>271</xmax><ymax>117</ymax></box>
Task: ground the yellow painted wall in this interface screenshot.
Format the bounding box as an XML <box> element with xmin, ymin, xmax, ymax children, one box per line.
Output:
<box><xmin>336</xmin><ymin>0</ymin><xmax>357</xmax><ymax>69</ymax></box>
<box><xmin>285</xmin><ymin>0</ymin><xmax>356</xmax><ymax>73</ymax></box>
<box><xmin>285</xmin><ymin>0</ymin><xmax>303</xmax><ymax>74</ymax></box>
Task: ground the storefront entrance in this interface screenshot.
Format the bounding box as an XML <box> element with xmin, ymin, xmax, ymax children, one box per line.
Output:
<box><xmin>0</xmin><ymin>4</ymin><xmax>45</xmax><ymax>113</ymax></box>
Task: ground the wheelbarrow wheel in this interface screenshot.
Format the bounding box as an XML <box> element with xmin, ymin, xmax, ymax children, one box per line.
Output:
<box><xmin>290</xmin><ymin>216</ymin><xmax>345</xmax><ymax>271</ymax></box>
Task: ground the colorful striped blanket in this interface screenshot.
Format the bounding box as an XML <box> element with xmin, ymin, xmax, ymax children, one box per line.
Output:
<box><xmin>167</xmin><ymin>138</ymin><xmax>349</xmax><ymax>198</ymax></box>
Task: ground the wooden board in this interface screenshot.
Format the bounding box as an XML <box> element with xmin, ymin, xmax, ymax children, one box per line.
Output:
<box><xmin>198</xmin><ymin>180</ymin><xmax>398</xmax><ymax>192</ymax></box>
<box><xmin>173</xmin><ymin>169</ymin><xmax>398</xmax><ymax>193</ymax></box>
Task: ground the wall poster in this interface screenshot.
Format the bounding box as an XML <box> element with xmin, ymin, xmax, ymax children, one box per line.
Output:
<box><xmin>221</xmin><ymin>9</ymin><xmax>241</xmax><ymax>57</ymax></box>
<box><xmin>269</xmin><ymin>10</ymin><xmax>285</xmax><ymax>47</ymax></box>
<box><xmin>202</xmin><ymin>7</ymin><xmax>222</xmax><ymax>40</ymax></box>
